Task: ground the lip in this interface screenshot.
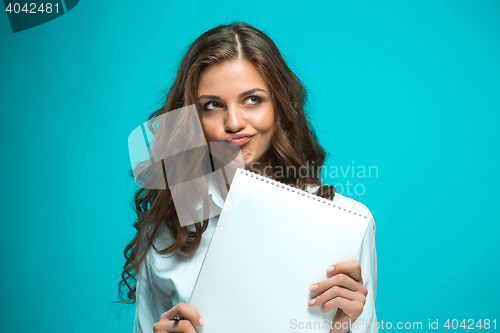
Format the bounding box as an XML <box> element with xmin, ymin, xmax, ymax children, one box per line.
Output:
<box><xmin>226</xmin><ymin>133</ymin><xmax>255</xmax><ymax>146</ymax></box>
<box><xmin>231</xmin><ymin>136</ymin><xmax>252</xmax><ymax>146</ymax></box>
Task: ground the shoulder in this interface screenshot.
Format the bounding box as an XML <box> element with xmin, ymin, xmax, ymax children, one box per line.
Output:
<box><xmin>332</xmin><ymin>192</ymin><xmax>374</xmax><ymax>221</ymax></box>
<box><xmin>144</xmin><ymin>218</ymin><xmax>218</xmax><ymax>274</ymax></box>
<box><xmin>142</xmin><ymin>224</ymin><xmax>177</xmax><ymax>272</ymax></box>
<box><xmin>334</xmin><ymin>192</ymin><xmax>376</xmax><ymax>238</ymax></box>
<box><xmin>306</xmin><ymin>184</ymin><xmax>374</xmax><ymax>221</ymax></box>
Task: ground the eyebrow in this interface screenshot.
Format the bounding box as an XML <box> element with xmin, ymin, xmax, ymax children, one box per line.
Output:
<box><xmin>198</xmin><ymin>88</ymin><xmax>267</xmax><ymax>100</ymax></box>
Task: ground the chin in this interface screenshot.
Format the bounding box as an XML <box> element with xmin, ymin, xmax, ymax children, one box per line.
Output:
<box><xmin>241</xmin><ymin>151</ymin><xmax>252</xmax><ymax>163</ymax></box>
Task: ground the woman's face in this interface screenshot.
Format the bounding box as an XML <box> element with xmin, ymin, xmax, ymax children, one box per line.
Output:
<box><xmin>198</xmin><ymin>59</ymin><xmax>275</xmax><ymax>171</ymax></box>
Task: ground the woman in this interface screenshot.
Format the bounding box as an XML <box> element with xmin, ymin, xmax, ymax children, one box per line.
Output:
<box><xmin>120</xmin><ymin>22</ymin><xmax>378</xmax><ymax>333</ymax></box>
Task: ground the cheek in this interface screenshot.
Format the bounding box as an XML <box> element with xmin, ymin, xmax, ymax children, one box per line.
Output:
<box><xmin>255</xmin><ymin>107</ymin><xmax>275</xmax><ymax>134</ymax></box>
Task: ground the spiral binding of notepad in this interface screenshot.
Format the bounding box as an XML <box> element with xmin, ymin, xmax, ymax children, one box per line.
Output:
<box><xmin>238</xmin><ymin>168</ymin><xmax>368</xmax><ymax>219</ymax></box>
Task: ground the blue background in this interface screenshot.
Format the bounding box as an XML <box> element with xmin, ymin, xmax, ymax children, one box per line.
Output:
<box><xmin>1</xmin><ymin>0</ymin><xmax>499</xmax><ymax>332</ymax></box>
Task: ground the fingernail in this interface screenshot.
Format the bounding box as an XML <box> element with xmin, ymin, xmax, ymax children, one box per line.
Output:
<box><xmin>327</xmin><ymin>266</ymin><xmax>335</xmax><ymax>273</ymax></box>
<box><xmin>309</xmin><ymin>284</ymin><xmax>318</xmax><ymax>292</ymax></box>
<box><xmin>308</xmin><ymin>299</ymin><xmax>315</xmax><ymax>306</ymax></box>
<box><xmin>199</xmin><ymin>318</ymin><xmax>205</xmax><ymax>326</ymax></box>
<box><xmin>322</xmin><ymin>306</ymin><xmax>328</xmax><ymax>313</ymax></box>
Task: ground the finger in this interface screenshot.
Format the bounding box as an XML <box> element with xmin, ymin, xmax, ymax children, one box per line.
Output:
<box><xmin>163</xmin><ymin>319</ymin><xmax>197</xmax><ymax>333</ymax></box>
<box><xmin>326</xmin><ymin>260</ymin><xmax>363</xmax><ymax>282</ymax></box>
<box><xmin>322</xmin><ymin>296</ymin><xmax>364</xmax><ymax>318</ymax></box>
<box><xmin>153</xmin><ymin>321</ymin><xmax>168</xmax><ymax>333</ymax></box>
<box><xmin>308</xmin><ymin>285</ymin><xmax>366</xmax><ymax>308</ymax></box>
<box><xmin>309</xmin><ymin>273</ymin><xmax>368</xmax><ymax>296</ymax></box>
<box><xmin>161</xmin><ymin>302</ymin><xmax>205</xmax><ymax>327</ymax></box>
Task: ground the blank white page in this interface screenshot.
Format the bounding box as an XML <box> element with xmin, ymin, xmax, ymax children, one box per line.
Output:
<box><xmin>189</xmin><ymin>168</ymin><xmax>370</xmax><ymax>332</ymax></box>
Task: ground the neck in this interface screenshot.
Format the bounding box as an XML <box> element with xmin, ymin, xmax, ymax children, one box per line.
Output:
<box><xmin>246</xmin><ymin>155</ymin><xmax>273</xmax><ymax>178</ymax></box>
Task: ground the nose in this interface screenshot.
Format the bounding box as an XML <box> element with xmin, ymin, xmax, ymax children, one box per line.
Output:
<box><xmin>224</xmin><ymin>104</ymin><xmax>246</xmax><ymax>133</ymax></box>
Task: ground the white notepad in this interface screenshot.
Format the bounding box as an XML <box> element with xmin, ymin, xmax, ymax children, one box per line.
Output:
<box><xmin>189</xmin><ymin>168</ymin><xmax>370</xmax><ymax>332</ymax></box>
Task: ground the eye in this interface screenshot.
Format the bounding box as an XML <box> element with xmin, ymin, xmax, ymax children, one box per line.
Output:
<box><xmin>203</xmin><ymin>101</ymin><xmax>223</xmax><ymax>111</ymax></box>
<box><xmin>246</xmin><ymin>96</ymin><xmax>262</xmax><ymax>105</ymax></box>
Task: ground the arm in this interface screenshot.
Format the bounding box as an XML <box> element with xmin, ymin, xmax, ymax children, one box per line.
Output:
<box><xmin>134</xmin><ymin>253</ymin><xmax>174</xmax><ymax>333</ymax></box>
<box><xmin>351</xmin><ymin>216</ymin><xmax>378</xmax><ymax>333</ymax></box>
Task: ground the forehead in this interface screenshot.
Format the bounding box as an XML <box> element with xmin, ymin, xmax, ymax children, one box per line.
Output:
<box><xmin>198</xmin><ymin>59</ymin><xmax>269</xmax><ymax>94</ymax></box>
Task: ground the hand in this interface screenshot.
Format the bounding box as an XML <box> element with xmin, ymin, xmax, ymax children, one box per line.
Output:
<box><xmin>308</xmin><ymin>260</ymin><xmax>367</xmax><ymax>333</ymax></box>
<box><xmin>153</xmin><ymin>302</ymin><xmax>205</xmax><ymax>333</ymax></box>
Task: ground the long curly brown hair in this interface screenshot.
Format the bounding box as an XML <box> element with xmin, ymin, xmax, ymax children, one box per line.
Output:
<box><xmin>118</xmin><ymin>21</ymin><xmax>336</xmax><ymax>304</ymax></box>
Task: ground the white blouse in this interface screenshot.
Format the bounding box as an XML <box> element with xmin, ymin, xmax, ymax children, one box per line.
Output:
<box><xmin>133</xmin><ymin>184</ymin><xmax>378</xmax><ymax>333</ymax></box>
